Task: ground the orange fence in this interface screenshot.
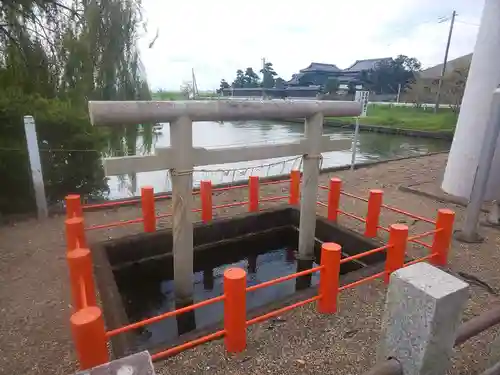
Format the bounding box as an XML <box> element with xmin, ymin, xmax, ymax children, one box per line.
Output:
<box><xmin>63</xmin><ymin>171</ymin><xmax>455</xmax><ymax>370</ymax></box>
<box><xmin>65</xmin><ymin>170</ymin><xmax>300</xmax><ymax>232</ymax></box>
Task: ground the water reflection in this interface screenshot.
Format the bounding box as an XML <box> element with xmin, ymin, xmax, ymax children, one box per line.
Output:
<box><xmin>107</xmin><ymin>121</ymin><xmax>450</xmax><ymax>199</ymax></box>
<box><xmin>115</xmin><ymin>247</ymin><xmax>321</xmax><ymax>351</ymax></box>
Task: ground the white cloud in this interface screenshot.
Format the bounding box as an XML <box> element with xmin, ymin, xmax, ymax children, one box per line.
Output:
<box><xmin>138</xmin><ymin>0</ymin><xmax>484</xmax><ymax>90</ymax></box>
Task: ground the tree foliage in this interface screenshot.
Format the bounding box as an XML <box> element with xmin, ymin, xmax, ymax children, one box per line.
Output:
<box><xmin>323</xmin><ymin>77</ymin><xmax>340</xmax><ymax>94</ymax></box>
<box><xmin>225</xmin><ymin>61</ymin><xmax>286</xmax><ymax>90</ymax></box>
<box><xmin>405</xmin><ymin>66</ymin><xmax>469</xmax><ymax>112</ymax></box>
<box><xmin>260</xmin><ymin>62</ymin><xmax>277</xmax><ymax>88</ymax></box>
<box><xmin>361</xmin><ymin>55</ymin><xmax>422</xmax><ymax>94</ymax></box>
<box><xmin>216</xmin><ymin>79</ymin><xmax>230</xmax><ymax>94</ymax></box>
<box><xmin>275</xmin><ymin>77</ymin><xmax>285</xmax><ymax>89</ymax></box>
<box><xmin>230</xmin><ymin>67</ymin><xmax>261</xmax><ymax>88</ymax></box>
<box><xmin>0</xmin><ymin>0</ymin><xmax>152</xmax><ymax>215</ymax></box>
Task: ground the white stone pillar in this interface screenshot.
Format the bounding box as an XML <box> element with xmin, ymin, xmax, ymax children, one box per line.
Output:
<box><xmin>379</xmin><ymin>263</ymin><xmax>469</xmax><ymax>375</ymax></box>
<box><xmin>297</xmin><ymin>113</ymin><xmax>323</xmax><ymax>260</ymax></box>
<box><xmin>170</xmin><ymin>116</ymin><xmax>194</xmax><ymax>304</ymax></box>
<box><xmin>442</xmin><ymin>0</ymin><xmax>500</xmax><ymax>199</ymax></box>
<box><xmin>24</xmin><ymin>115</ymin><xmax>48</xmax><ymax>219</ymax></box>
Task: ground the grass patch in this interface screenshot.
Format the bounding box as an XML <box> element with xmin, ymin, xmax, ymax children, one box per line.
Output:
<box><xmin>151</xmin><ymin>90</ymin><xmax>186</xmax><ymax>100</ymax></box>
<box><xmin>151</xmin><ymin>90</ymin><xmax>218</xmax><ymax>100</ymax></box>
<box><xmin>331</xmin><ymin>104</ymin><xmax>458</xmax><ymax>132</ymax></box>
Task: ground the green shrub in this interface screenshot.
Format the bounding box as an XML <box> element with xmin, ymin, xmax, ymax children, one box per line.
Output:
<box><xmin>0</xmin><ymin>91</ymin><xmax>107</xmax><ymax>215</ymax></box>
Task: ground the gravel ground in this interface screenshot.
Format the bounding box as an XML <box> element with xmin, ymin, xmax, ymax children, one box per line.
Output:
<box><xmin>1</xmin><ymin>153</ymin><xmax>499</xmax><ymax>375</ymax></box>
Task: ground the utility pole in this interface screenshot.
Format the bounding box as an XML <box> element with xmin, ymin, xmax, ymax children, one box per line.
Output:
<box><xmin>434</xmin><ymin>10</ymin><xmax>456</xmax><ymax>113</ymax></box>
<box><xmin>191</xmin><ymin>68</ymin><xmax>198</xmax><ymax>99</ymax></box>
<box><xmin>262</xmin><ymin>57</ymin><xmax>266</xmax><ymax>99</ymax></box>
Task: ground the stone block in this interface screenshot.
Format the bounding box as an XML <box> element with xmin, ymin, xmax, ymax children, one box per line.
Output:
<box><xmin>379</xmin><ymin>263</ymin><xmax>469</xmax><ymax>375</ymax></box>
<box><xmin>75</xmin><ymin>351</ymin><xmax>154</xmax><ymax>375</ymax></box>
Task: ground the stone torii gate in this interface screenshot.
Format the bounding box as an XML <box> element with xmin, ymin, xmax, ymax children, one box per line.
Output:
<box><xmin>88</xmin><ymin>99</ymin><xmax>361</xmax><ymax>305</ymax></box>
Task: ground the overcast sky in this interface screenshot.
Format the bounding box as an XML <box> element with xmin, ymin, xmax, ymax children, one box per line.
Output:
<box><xmin>138</xmin><ymin>0</ymin><xmax>484</xmax><ymax>91</ymax></box>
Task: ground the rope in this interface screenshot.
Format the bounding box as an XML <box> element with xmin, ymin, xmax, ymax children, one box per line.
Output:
<box><xmin>168</xmin><ymin>155</ymin><xmax>304</xmax><ymax>178</ymax></box>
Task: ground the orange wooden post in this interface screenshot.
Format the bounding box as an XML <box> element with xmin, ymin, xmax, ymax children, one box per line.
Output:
<box><xmin>384</xmin><ymin>224</ymin><xmax>408</xmax><ymax>283</ymax></box>
<box><xmin>70</xmin><ymin>306</ymin><xmax>108</xmax><ymax>370</ymax></box>
<box><xmin>224</xmin><ymin>267</ymin><xmax>247</xmax><ymax>353</ymax></box>
<box><xmin>365</xmin><ymin>189</ymin><xmax>383</xmax><ymax>237</ymax></box>
<box><xmin>67</xmin><ymin>248</ymin><xmax>97</xmax><ymax>311</ymax></box>
<box><xmin>431</xmin><ymin>209</ymin><xmax>455</xmax><ymax>266</ymax></box>
<box><xmin>289</xmin><ymin>170</ymin><xmax>300</xmax><ymax>205</ymax></box>
<box><xmin>318</xmin><ymin>242</ymin><xmax>341</xmax><ymax>313</ymax></box>
<box><xmin>327</xmin><ymin>178</ymin><xmax>342</xmax><ymax>221</ymax></box>
<box><xmin>65</xmin><ymin>217</ymin><xmax>87</xmax><ymax>251</ymax></box>
<box><xmin>200</xmin><ymin>180</ymin><xmax>213</xmax><ymax>222</ymax></box>
<box><xmin>248</xmin><ymin>176</ymin><xmax>259</xmax><ymax>212</ymax></box>
<box><xmin>141</xmin><ymin>186</ymin><xmax>156</xmax><ymax>233</ymax></box>
<box><xmin>66</xmin><ymin>194</ymin><xmax>82</xmax><ymax>219</ymax></box>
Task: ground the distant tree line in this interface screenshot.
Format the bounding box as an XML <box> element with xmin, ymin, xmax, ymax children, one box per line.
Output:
<box><xmin>217</xmin><ymin>61</ymin><xmax>286</xmax><ymax>93</ymax></box>
<box><xmin>217</xmin><ymin>55</ymin><xmax>423</xmax><ymax>96</ymax></box>
<box><xmin>361</xmin><ymin>55</ymin><xmax>422</xmax><ymax>94</ymax></box>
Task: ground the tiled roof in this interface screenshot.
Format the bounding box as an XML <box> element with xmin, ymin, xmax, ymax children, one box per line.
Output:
<box><xmin>300</xmin><ymin>63</ymin><xmax>341</xmax><ymax>73</ymax></box>
<box><xmin>286</xmin><ymin>73</ymin><xmax>305</xmax><ymax>85</ymax></box>
<box><xmin>344</xmin><ymin>58</ymin><xmax>393</xmax><ymax>72</ymax></box>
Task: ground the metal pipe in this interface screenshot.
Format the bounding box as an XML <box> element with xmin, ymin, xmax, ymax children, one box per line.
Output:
<box><xmin>454</xmin><ymin>305</ymin><xmax>500</xmax><ymax>346</ymax></box>
<box><xmin>456</xmin><ymin>88</ymin><xmax>500</xmax><ymax>242</ymax></box>
<box><xmin>481</xmin><ymin>361</ymin><xmax>500</xmax><ymax>375</ymax></box>
<box><xmin>351</xmin><ymin>117</ymin><xmax>360</xmax><ymax>170</ymax></box>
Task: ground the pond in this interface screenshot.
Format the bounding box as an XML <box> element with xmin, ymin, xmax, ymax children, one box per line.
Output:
<box><xmin>106</xmin><ymin>121</ymin><xmax>450</xmax><ymax>199</ymax></box>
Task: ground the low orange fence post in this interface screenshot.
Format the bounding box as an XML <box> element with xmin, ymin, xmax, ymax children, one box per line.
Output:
<box><xmin>431</xmin><ymin>209</ymin><xmax>455</xmax><ymax>266</ymax></box>
<box><xmin>249</xmin><ymin>176</ymin><xmax>259</xmax><ymax>212</ymax></box>
<box><xmin>224</xmin><ymin>267</ymin><xmax>246</xmax><ymax>353</ymax></box>
<box><xmin>65</xmin><ymin>217</ymin><xmax>87</xmax><ymax>251</ymax></box>
<box><xmin>365</xmin><ymin>189</ymin><xmax>383</xmax><ymax>237</ymax></box>
<box><xmin>67</xmin><ymin>248</ymin><xmax>97</xmax><ymax>311</ymax></box>
<box><xmin>66</xmin><ymin>194</ymin><xmax>83</xmax><ymax>219</ymax></box>
<box><xmin>71</xmin><ymin>306</ymin><xmax>109</xmax><ymax>370</ymax></box>
<box><xmin>289</xmin><ymin>170</ymin><xmax>300</xmax><ymax>205</ymax></box>
<box><xmin>328</xmin><ymin>178</ymin><xmax>342</xmax><ymax>221</ymax></box>
<box><xmin>201</xmin><ymin>180</ymin><xmax>213</xmax><ymax>222</ymax></box>
<box><xmin>141</xmin><ymin>186</ymin><xmax>156</xmax><ymax>233</ymax></box>
<box><xmin>318</xmin><ymin>243</ymin><xmax>341</xmax><ymax>313</ymax></box>
<box><xmin>385</xmin><ymin>224</ymin><xmax>408</xmax><ymax>283</ymax></box>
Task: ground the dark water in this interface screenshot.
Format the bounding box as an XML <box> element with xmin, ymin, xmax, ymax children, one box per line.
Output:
<box><xmin>107</xmin><ymin>121</ymin><xmax>450</xmax><ymax>199</ymax></box>
<box><xmin>116</xmin><ymin>247</ymin><xmax>322</xmax><ymax>350</ymax></box>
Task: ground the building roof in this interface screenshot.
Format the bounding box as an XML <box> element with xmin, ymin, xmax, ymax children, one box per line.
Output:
<box><xmin>286</xmin><ymin>73</ymin><xmax>305</xmax><ymax>85</ymax></box>
<box><xmin>344</xmin><ymin>58</ymin><xmax>393</xmax><ymax>72</ymax></box>
<box><xmin>300</xmin><ymin>62</ymin><xmax>341</xmax><ymax>73</ymax></box>
<box><xmin>419</xmin><ymin>53</ymin><xmax>472</xmax><ymax>79</ymax></box>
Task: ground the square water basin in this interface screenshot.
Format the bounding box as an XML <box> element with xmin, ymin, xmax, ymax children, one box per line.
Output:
<box><xmin>91</xmin><ymin>206</ymin><xmax>386</xmax><ymax>356</ymax></box>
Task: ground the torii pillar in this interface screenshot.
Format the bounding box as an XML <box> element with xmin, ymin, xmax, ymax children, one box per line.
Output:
<box><xmin>442</xmin><ymin>0</ymin><xmax>500</xmax><ymax>200</ymax></box>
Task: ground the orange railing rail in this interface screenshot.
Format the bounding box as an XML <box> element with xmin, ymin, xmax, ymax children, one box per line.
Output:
<box><xmin>65</xmin><ymin>173</ymin><xmax>299</xmax><ymax>231</ymax></box>
<box><xmin>64</xmin><ymin>171</ymin><xmax>455</xmax><ymax>370</ymax></box>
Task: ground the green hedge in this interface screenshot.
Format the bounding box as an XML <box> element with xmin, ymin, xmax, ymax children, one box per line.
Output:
<box><xmin>0</xmin><ymin>91</ymin><xmax>107</xmax><ymax>215</ymax></box>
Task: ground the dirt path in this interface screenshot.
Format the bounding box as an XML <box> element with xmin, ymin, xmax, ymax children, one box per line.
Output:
<box><xmin>1</xmin><ymin>153</ymin><xmax>499</xmax><ymax>375</ymax></box>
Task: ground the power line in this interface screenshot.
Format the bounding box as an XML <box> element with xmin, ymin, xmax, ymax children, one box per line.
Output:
<box><xmin>456</xmin><ymin>20</ymin><xmax>480</xmax><ymax>27</ymax></box>
<box><xmin>382</xmin><ymin>16</ymin><xmax>453</xmax><ymax>48</ymax></box>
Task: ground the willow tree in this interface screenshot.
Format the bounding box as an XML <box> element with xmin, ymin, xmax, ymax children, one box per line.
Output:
<box><xmin>0</xmin><ymin>0</ymin><xmax>153</xmax><ymax>214</ymax></box>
